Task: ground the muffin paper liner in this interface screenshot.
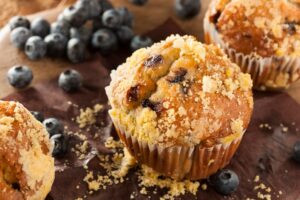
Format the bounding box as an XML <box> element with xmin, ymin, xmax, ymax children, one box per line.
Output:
<box><xmin>113</xmin><ymin>120</ymin><xmax>243</xmax><ymax>180</ymax></box>
<box><xmin>203</xmin><ymin>8</ymin><xmax>300</xmax><ymax>90</ymax></box>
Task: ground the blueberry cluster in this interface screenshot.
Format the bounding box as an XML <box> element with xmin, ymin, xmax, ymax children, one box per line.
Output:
<box><xmin>31</xmin><ymin>111</ymin><xmax>68</xmax><ymax>157</ymax></box>
<box><xmin>8</xmin><ymin>0</ymin><xmax>153</xmax><ymax>63</ymax></box>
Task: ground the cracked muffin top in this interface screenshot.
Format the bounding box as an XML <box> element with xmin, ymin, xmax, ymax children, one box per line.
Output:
<box><xmin>208</xmin><ymin>0</ymin><xmax>300</xmax><ymax>57</ymax></box>
<box><xmin>106</xmin><ymin>35</ymin><xmax>253</xmax><ymax>148</ymax></box>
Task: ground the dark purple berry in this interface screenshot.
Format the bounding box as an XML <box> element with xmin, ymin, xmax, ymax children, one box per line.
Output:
<box><xmin>102</xmin><ymin>9</ymin><xmax>122</xmax><ymax>28</ymax></box>
<box><xmin>25</xmin><ymin>36</ymin><xmax>47</xmax><ymax>60</ymax></box>
<box><xmin>91</xmin><ymin>29</ymin><xmax>117</xmax><ymax>53</ymax></box>
<box><xmin>116</xmin><ymin>26</ymin><xmax>134</xmax><ymax>44</ymax></box>
<box><xmin>116</xmin><ymin>7</ymin><xmax>134</xmax><ymax>27</ymax></box>
<box><xmin>51</xmin><ymin>133</ymin><xmax>68</xmax><ymax>157</ymax></box>
<box><xmin>9</xmin><ymin>16</ymin><xmax>30</xmax><ymax>30</ymax></box>
<box><xmin>30</xmin><ymin>111</ymin><xmax>44</xmax><ymax>122</ymax></box>
<box><xmin>130</xmin><ymin>0</ymin><xmax>148</xmax><ymax>6</ymax></box>
<box><xmin>209</xmin><ymin>169</ymin><xmax>239</xmax><ymax>195</ymax></box>
<box><xmin>166</xmin><ymin>68</ymin><xmax>187</xmax><ymax>83</ymax></box>
<box><xmin>142</xmin><ymin>99</ymin><xmax>162</xmax><ymax>113</ymax></box>
<box><xmin>62</xmin><ymin>4</ymin><xmax>89</xmax><ymax>27</ymax></box>
<box><xmin>58</xmin><ymin>69</ymin><xmax>82</xmax><ymax>92</ymax></box>
<box><xmin>77</xmin><ymin>0</ymin><xmax>102</xmax><ymax>19</ymax></box>
<box><xmin>44</xmin><ymin>33</ymin><xmax>68</xmax><ymax>57</ymax></box>
<box><xmin>51</xmin><ymin>21</ymin><xmax>70</xmax><ymax>38</ymax></box>
<box><xmin>10</xmin><ymin>27</ymin><xmax>32</xmax><ymax>49</ymax></box>
<box><xmin>70</xmin><ymin>26</ymin><xmax>91</xmax><ymax>44</ymax></box>
<box><xmin>174</xmin><ymin>0</ymin><xmax>201</xmax><ymax>19</ymax></box>
<box><xmin>144</xmin><ymin>55</ymin><xmax>163</xmax><ymax>68</ymax></box>
<box><xmin>67</xmin><ymin>38</ymin><xmax>86</xmax><ymax>63</ymax></box>
<box><xmin>130</xmin><ymin>35</ymin><xmax>153</xmax><ymax>51</ymax></box>
<box><xmin>43</xmin><ymin>118</ymin><xmax>64</xmax><ymax>137</ymax></box>
<box><xmin>7</xmin><ymin>65</ymin><xmax>33</xmax><ymax>89</ymax></box>
<box><xmin>293</xmin><ymin>141</ymin><xmax>300</xmax><ymax>163</ymax></box>
<box><xmin>31</xmin><ymin>17</ymin><xmax>50</xmax><ymax>38</ymax></box>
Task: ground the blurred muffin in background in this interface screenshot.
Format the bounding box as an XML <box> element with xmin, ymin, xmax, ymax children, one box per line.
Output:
<box><xmin>204</xmin><ymin>0</ymin><xmax>300</xmax><ymax>90</ymax></box>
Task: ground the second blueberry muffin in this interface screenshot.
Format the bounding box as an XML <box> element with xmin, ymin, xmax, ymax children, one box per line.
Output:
<box><xmin>106</xmin><ymin>35</ymin><xmax>253</xmax><ymax>180</ymax></box>
<box><xmin>204</xmin><ymin>0</ymin><xmax>300</xmax><ymax>90</ymax></box>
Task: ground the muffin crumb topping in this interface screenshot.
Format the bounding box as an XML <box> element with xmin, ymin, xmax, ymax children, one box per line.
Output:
<box><xmin>106</xmin><ymin>35</ymin><xmax>253</xmax><ymax>147</ymax></box>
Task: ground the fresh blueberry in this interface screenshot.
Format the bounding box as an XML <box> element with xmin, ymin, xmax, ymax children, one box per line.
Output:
<box><xmin>7</xmin><ymin>65</ymin><xmax>33</xmax><ymax>89</ymax></box>
<box><xmin>70</xmin><ymin>26</ymin><xmax>91</xmax><ymax>44</ymax></box>
<box><xmin>25</xmin><ymin>36</ymin><xmax>47</xmax><ymax>60</ymax></box>
<box><xmin>51</xmin><ymin>134</ymin><xmax>68</xmax><ymax>157</ymax></box>
<box><xmin>102</xmin><ymin>9</ymin><xmax>122</xmax><ymax>28</ymax></box>
<box><xmin>116</xmin><ymin>26</ymin><xmax>134</xmax><ymax>44</ymax></box>
<box><xmin>67</xmin><ymin>38</ymin><xmax>86</xmax><ymax>63</ymax></box>
<box><xmin>116</xmin><ymin>7</ymin><xmax>134</xmax><ymax>27</ymax></box>
<box><xmin>57</xmin><ymin>13</ymin><xmax>68</xmax><ymax>23</ymax></box>
<box><xmin>10</xmin><ymin>27</ymin><xmax>32</xmax><ymax>49</ymax></box>
<box><xmin>62</xmin><ymin>4</ymin><xmax>89</xmax><ymax>27</ymax></box>
<box><xmin>44</xmin><ymin>33</ymin><xmax>68</xmax><ymax>57</ymax></box>
<box><xmin>77</xmin><ymin>0</ymin><xmax>102</xmax><ymax>19</ymax></box>
<box><xmin>91</xmin><ymin>29</ymin><xmax>118</xmax><ymax>53</ymax></box>
<box><xmin>209</xmin><ymin>169</ymin><xmax>239</xmax><ymax>195</ymax></box>
<box><xmin>31</xmin><ymin>17</ymin><xmax>50</xmax><ymax>38</ymax></box>
<box><xmin>98</xmin><ymin>0</ymin><xmax>113</xmax><ymax>13</ymax></box>
<box><xmin>293</xmin><ymin>141</ymin><xmax>300</xmax><ymax>163</ymax></box>
<box><xmin>130</xmin><ymin>35</ymin><xmax>153</xmax><ymax>51</ymax></box>
<box><xmin>174</xmin><ymin>0</ymin><xmax>201</xmax><ymax>19</ymax></box>
<box><xmin>50</xmin><ymin>21</ymin><xmax>70</xmax><ymax>38</ymax></box>
<box><xmin>8</xmin><ymin>16</ymin><xmax>30</xmax><ymax>30</ymax></box>
<box><xmin>43</xmin><ymin>118</ymin><xmax>64</xmax><ymax>137</ymax></box>
<box><xmin>130</xmin><ymin>0</ymin><xmax>148</xmax><ymax>6</ymax></box>
<box><xmin>30</xmin><ymin>111</ymin><xmax>44</xmax><ymax>122</ymax></box>
<box><xmin>58</xmin><ymin>69</ymin><xmax>82</xmax><ymax>92</ymax></box>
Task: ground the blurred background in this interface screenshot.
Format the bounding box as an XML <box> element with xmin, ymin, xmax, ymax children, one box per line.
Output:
<box><xmin>0</xmin><ymin>0</ymin><xmax>210</xmax><ymax>39</ymax></box>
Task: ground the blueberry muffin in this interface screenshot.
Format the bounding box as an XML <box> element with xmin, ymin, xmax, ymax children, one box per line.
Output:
<box><xmin>204</xmin><ymin>0</ymin><xmax>300</xmax><ymax>90</ymax></box>
<box><xmin>106</xmin><ymin>35</ymin><xmax>253</xmax><ymax>180</ymax></box>
<box><xmin>0</xmin><ymin>101</ymin><xmax>55</xmax><ymax>200</ymax></box>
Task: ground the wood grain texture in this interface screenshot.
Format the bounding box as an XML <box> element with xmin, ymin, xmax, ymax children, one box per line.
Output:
<box><xmin>0</xmin><ymin>0</ymin><xmax>299</xmax><ymax>102</ymax></box>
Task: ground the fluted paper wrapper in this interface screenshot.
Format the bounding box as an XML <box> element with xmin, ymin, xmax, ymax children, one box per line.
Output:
<box><xmin>113</xmin><ymin>121</ymin><xmax>243</xmax><ymax>180</ymax></box>
<box><xmin>203</xmin><ymin>9</ymin><xmax>300</xmax><ymax>90</ymax></box>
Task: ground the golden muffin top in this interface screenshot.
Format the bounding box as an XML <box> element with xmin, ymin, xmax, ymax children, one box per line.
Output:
<box><xmin>106</xmin><ymin>35</ymin><xmax>253</xmax><ymax>148</ymax></box>
<box><xmin>0</xmin><ymin>101</ymin><xmax>54</xmax><ymax>200</ymax></box>
<box><xmin>208</xmin><ymin>0</ymin><xmax>300</xmax><ymax>57</ymax></box>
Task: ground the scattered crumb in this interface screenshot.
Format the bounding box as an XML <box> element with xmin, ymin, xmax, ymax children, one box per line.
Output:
<box><xmin>254</xmin><ymin>175</ymin><xmax>260</xmax><ymax>182</ymax></box>
<box><xmin>201</xmin><ymin>183</ymin><xmax>207</xmax><ymax>191</ymax></box>
<box><xmin>76</xmin><ymin>104</ymin><xmax>104</xmax><ymax>128</ymax></box>
<box><xmin>105</xmin><ymin>136</ymin><xmax>124</xmax><ymax>149</ymax></box>
<box><xmin>137</xmin><ymin>165</ymin><xmax>200</xmax><ymax>200</ymax></box>
<box><xmin>253</xmin><ymin>175</ymin><xmax>274</xmax><ymax>200</ymax></box>
<box><xmin>259</xmin><ymin>123</ymin><xmax>272</xmax><ymax>131</ymax></box>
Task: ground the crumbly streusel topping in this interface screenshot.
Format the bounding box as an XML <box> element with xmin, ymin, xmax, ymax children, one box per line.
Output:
<box><xmin>0</xmin><ymin>101</ymin><xmax>54</xmax><ymax>200</ymax></box>
<box><xmin>106</xmin><ymin>35</ymin><xmax>253</xmax><ymax>147</ymax></box>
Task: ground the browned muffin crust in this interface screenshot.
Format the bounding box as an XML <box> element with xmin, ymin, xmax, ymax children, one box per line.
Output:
<box><xmin>107</xmin><ymin>35</ymin><xmax>253</xmax><ymax>148</ymax></box>
<box><xmin>209</xmin><ymin>0</ymin><xmax>300</xmax><ymax>57</ymax></box>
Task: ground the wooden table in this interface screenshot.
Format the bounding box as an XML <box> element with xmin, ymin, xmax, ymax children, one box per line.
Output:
<box><xmin>0</xmin><ymin>0</ymin><xmax>299</xmax><ymax>102</ymax></box>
